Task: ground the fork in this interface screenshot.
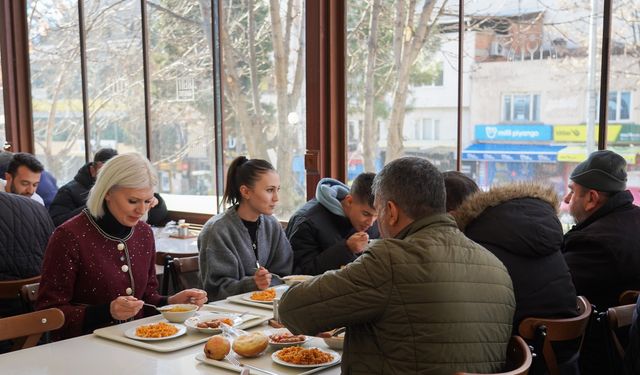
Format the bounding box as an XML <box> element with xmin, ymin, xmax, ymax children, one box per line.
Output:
<box><xmin>226</xmin><ymin>354</ymin><xmax>280</xmax><ymax>375</ymax></box>
<box><xmin>255</xmin><ymin>261</ymin><xmax>284</xmax><ymax>283</ymax></box>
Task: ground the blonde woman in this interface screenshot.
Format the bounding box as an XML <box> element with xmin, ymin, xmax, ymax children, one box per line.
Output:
<box><xmin>37</xmin><ymin>153</ymin><xmax>206</xmax><ymax>340</ymax></box>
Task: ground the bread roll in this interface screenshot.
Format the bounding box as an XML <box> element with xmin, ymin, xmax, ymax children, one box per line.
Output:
<box><xmin>232</xmin><ymin>332</ymin><xmax>268</xmax><ymax>357</ymax></box>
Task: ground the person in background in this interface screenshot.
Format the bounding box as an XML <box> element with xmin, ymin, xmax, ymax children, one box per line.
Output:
<box><xmin>198</xmin><ymin>156</ymin><xmax>292</xmax><ymax>301</ymax></box>
<box><xmin>442</xmin><ymin>171</ymin><xmax>480</xmax><ymax>212</ymax></box>
<box><xmin>0</xmin><ymin>191</ymin><xmax>54</xmax><ymax>352</ymax></box>
<box><xmin>279</xmin><ymin>157</ymin><xmax>515</xmax><ymax>374</ymax></box>
<box><xmin>0</xmin><ymin>191</ymin><xmax>54</xmax><ymax>308</ymax></box>
<box><xmin>49</xmin><ymin>148</ymin><xmax>167</xmax><ymax>226</ymax></box>
<box><xmin>449</xmin><ymin>179</ymin><xmax>579</xmax><ymax>375</ymax></box>
<box><xmin>1</xmin><ymin>152</ymin><xmax>45</xmax><ymax>205</ymax></box>
<box><xmin>49</xmin><ymin>148</ymin><xmax>118</xmax><ymax>226</ymax></box>
<box><xmin>36</xmin><ymin>153</ymin><xmax>206</xmax><ymax>340</ymax></box>
<box><xmin>0</xmin><ymin>150</ymin><xmax>57</xmax><ymax>208</ymax></box>
<box><xmin>562</xmin><ymin>150</ymin><xmax>640</xmax><ymax>374</ymax></box>
<box><xmin>562</xmin><ymin>150</ymin><xmax>640</xmax><ymax>310</ymax></box>
<box><xmin>0</xmin><ymin>150</ymin><xmax>12</xmax><ymax>172</ymax></box>
<box><xmin>286</xmin><ymin>173</ymin><xmax>379</xmax><ymax>275</ymax></box>
<box><xmin>36</xmin><ymin>170</ymin><xmax>58</xmax><ymax>209</ymax></box>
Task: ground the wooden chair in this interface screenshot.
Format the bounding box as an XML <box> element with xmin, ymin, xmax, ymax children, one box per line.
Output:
<box><xmin>518</xmin><ymin>296</ymin><xmax>592</xmax><ymax>375</ymax></box>
<box><xmin>454</xmin><ymin>335</ymin><xmax>532</xmax><ymax>375</ymax></box>
<box><xmin>0</xmin><ymin>308</ymin><xmax>64</xmax><ymax>351</ymax></box>
<box><xmin>606</xmin><ymin>303</ymin><xmax>636</xmax><ymax>360</ymax></box>
<box><xmin>0</xmin><ymin>276</ymin><xmax>41</xmax><ymax>300</ymax></box>
<box><xmin>19</xmin><ymin>283</ymin><xmax>40</xmax><ymax>312</ymax></box>
<box><xmin>0</xmin><ymin>276</ymin><xmax>41</xmax><ymax>317</ymax></box>
<box><xmin>619</xmin><ymin>290</ymin><xmax>639</xmax><ymax>306</ymax></box>
<box><xmin>170</xmin><ymin>255</ymin><xmax>202</xmax><ymax>292</ymax></box>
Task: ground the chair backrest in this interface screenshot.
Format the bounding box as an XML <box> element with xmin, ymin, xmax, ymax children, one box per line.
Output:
<box><xmin>518</xmin><ymin>296</ymin><xmax>592</xmax><ymax>375</ymax></box>
<box><xmin>19</xmin><ymin>283</ymin><xmax>40</xmax><ymax>312</ymax></box>
<box><xmin>0</xmin><ymin>276</ymin><xmax>41</xmax><ymax>300</ymax></box>
<box><xmin>454</xmin><ymin>335</ymin><xmax>532</xmax><ymax>375</ymax></box>
<box><xmin>170</xmin><ymin>255</ymin><xmax>201</xmax><ymax>292</ymax></box>
<box><xmin>0</xmin><ymin>308</ymin><xmax>64</xmax><ymax>351</ymax></box>
<box><xmin>606</xmin><ymin>303</ymin><xmax>636</xmax><ymax>360</ymax></box>
<box><xmin>619</xmin><ymin>290</ymin><xmax>640</xmax><ymax>306</ymax></box>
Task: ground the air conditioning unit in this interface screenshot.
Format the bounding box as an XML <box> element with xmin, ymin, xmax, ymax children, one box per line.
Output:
<box><xmin>489</xmin><ymin>41</ymin><xmax>504</xmax><ymax>57</ymax></box>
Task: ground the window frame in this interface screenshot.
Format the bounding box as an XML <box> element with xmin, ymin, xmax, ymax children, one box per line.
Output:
<box><xmin>501</xmin><ymin>93</ymin><xmax>541</xmax><ymax>123</ymax></box>
<box><xmin>0</xmin><ymin>0</ymin><xmax>619</xmax><ymax>219</ymax></box>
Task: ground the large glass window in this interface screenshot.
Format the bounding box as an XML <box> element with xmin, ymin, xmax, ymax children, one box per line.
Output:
<box><xmin>147</xmin><ymin>1</ymin><xmax>218</xmax><ymax>214</ymax></box>
<box><xmin>608</xmin><ymin>3</ymin><xmax>640</xmax><ymax>207</ymax></box>
<box><xmin>221</xmin><ymin>0</ymin><xmax>306</xmax><ymax>218</ymax></box>
<box><xmin>0</xmin><ymin>55</ymin><xmax>5</xmax><ymax>147</ymax></box>
<box><xmin>462</xmin><ymin>0</ymin><xmax>604</xmax><ymax>225</ymax></box>
<box><xmin>28</xmin><ymin>0</ymin><xmax>85</xmax><ymax>184</ymax></box>
<box><xmin>606</xmin><ymin>91</ymin><xmax>631</xmax><ymax>121</ymax></box>
<box><xmin>502</xmin><ymin>94</ymin><xmax>540</xmax><ymax>122</ymax></box>
<box><xmin>346</xmin><ymin>1</ymin><xmax>460</xmax><ymax>175</ymax></box>
<box><xmin>84</xmin><ymin>1</ymin><xmax>146</xmax><ymax>154</ymax></box>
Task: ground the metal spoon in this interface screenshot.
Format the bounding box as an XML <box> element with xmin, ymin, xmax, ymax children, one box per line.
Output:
<box><xmin>143</xmin><ymin>303</ymin><xmax>166</xmax><ymax>312</ymax></box>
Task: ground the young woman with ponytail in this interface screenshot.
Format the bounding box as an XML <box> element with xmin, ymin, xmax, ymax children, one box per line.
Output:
<box><xmin>198</xmin><ymin>156</ymin><xmax>293</xmax><ymax>300</ymax></box>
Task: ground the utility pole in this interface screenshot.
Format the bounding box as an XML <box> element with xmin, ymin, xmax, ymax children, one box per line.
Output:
<box><xmin>585</xmin><ymin>0</ymin><xmax>598</xmax><ymax>154</ymax></box>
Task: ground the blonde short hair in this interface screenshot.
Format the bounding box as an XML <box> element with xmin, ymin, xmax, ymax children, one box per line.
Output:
<box><xmin>87</xmin><ymin>152</ymin><xmax>158</xmax><ymax>218</ymax></box>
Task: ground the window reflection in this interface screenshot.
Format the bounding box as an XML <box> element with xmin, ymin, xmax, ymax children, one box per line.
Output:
<box><xmin>0</xmin><ymin>56</ymin><xmax>5</xmax><ymax>147</ymax></box>
<box><xmin>28</xmin><ymin>0</ymin><xmax>85</xmax><ymax>183</ymax></box>
<box><xmin>84</xmin><ymin>0</ymin><xmax>146</xmax><ymax>155</ymax></box>
<box><xmin>462</xmin><ymin>0</ymin><xmax>604</xmax><ymax>218</ymax></box>
<box><xmin>608</xmin><ymin>2</ymin><xmax>639</xmax><ymax>207</ymax></box>
<box><xmin>346</xmin><ymin>0</ymin><xmax>460</xmax><ymax>175</ymax></box>
<box><xmin>147</xmin><ymin>0</ymin><xmax>218</xmax><ymax>214</ymax></box>
<box><xmin>221</xmin><ymin>0</ymin><xmax>306</xmax><ymax>218</ymax></box>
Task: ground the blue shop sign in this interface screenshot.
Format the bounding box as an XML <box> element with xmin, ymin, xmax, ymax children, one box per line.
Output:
<box><xmin>475</xmin><ymin>124</ymin><xmax>553</xmax><ymax>142</ymax></box>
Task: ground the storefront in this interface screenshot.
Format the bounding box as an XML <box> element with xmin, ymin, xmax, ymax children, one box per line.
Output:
<box><xmin>462</xmin><ymin>124</ymin><xmax>565</xmax><ymax>189</ymax></box>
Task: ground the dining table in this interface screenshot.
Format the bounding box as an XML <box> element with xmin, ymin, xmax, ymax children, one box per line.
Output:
<box><xmin>0</xmin><ymin>294</ymin><xmax>342</xmax><ymax>375</ymax></box>
<box><xmin>153</xmin><ymin>225</ymin><xmax>199</xmax><ymax>275</ymax></box>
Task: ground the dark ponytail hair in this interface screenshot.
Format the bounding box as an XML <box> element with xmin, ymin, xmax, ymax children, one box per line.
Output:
<box><xmin>223</xmin><ymin>156</ymin><xmax>276</xmax><ymax>206</ymax></box>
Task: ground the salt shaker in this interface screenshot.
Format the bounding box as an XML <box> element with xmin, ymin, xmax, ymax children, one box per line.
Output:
<box><xmin>272</xmin><ymin>297</ymin><xmax>281</xmax><ymax>323</ymax></box>
<box><xmin>177</xmin><ymin>219</ymin><xmax>189</xmax><ymax>237</ymax></box>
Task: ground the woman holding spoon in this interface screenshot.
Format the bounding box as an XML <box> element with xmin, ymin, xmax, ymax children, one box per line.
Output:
<box><xmin>198</xmin><ymin>156</ymin><xmax>292</xmax><ymax>301</ymax></box>
<box><xmin>37</xmin><ymin>153</ymin><xmax>207</xmax><ymax>340</ymax></box>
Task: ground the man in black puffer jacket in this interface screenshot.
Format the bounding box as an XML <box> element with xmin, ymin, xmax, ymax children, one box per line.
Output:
<box><xmin>562</xmin><ymin>150</ymin><xmax>640</xmax><ymax>375</ymax></box>
<box><xmin>48</xmin><ymin>148</ymin><xmax>117</xmax><ymax>226</ymax></box>
<box><xmin>451</xmin><ymin>181</ymin><xmax>579</xmax><ymax>375</ymax></box>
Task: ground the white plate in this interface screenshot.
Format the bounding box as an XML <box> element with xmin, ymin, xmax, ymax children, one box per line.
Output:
<box><xmin>266</xmin><ymin>328</ymin><xmax>309</xmax><ymax>348</ymax></box>
<box><xmin>240</xmin><ymin>288</ymin><xmax>285</xmax><ymax>304</ymax></box>
<box><xmin>184</xmin><ymin>313</ymin><xmax>243</xmax><ymax>333</ymax></box>
<box><xmin>124</xmin><ymin>323</ymin><xmax>186</xmax><ymax>341</ymax></box>
<box><xmin>271</xmin><ymin>347</ymin><xmax>341</xmax><ymax>368</ymax></box>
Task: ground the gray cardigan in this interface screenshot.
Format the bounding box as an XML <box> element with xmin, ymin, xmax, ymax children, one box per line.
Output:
<box><xmin>198</xmin><ymin>206</ymin><xmax>293</xmax><ymax>301</ymax></box>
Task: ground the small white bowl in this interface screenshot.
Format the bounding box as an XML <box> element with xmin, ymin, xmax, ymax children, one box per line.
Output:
<box><xmin>158</xmin><ymin>304</ymin><xmax>198</xmax><ymax>323</ymax></box>
<box><xmin>322</xmin><ymin>335</ymin><xmax>344</xmax><ymax>350</ymax></box>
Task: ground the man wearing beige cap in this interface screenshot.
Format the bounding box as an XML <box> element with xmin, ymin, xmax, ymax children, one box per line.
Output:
<box><xmin>562</xmin><ymin>150</ymin><xmax>640</xmax><ymax>311</ymax></box>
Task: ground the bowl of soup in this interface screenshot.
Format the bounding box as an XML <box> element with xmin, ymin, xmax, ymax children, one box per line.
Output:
<box><xmin>158</xmin><ymin>304</ymin><xmax>198</xmax><ymax>323</ymax></box>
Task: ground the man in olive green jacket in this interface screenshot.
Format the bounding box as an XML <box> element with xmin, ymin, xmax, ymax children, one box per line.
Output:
<box><xmin>279</xmin><ymin>157</ymin><xmax>516</xmax><ymax>374</ymax></box>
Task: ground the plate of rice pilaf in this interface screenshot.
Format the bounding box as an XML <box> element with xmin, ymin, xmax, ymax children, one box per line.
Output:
<box><xmin>271</xmin><ymin>347</ymin><xmax>341</xmax><ymax>368</ymax></box>
<box><xmin>125</xmin><ymin>322</ymin><xmax>186</xmax><ymax>341</ymax></box>
<box><xmin>243</xmin><ymin>288</ymin><xmax>277</xmax><ymax>304</ymax></box>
